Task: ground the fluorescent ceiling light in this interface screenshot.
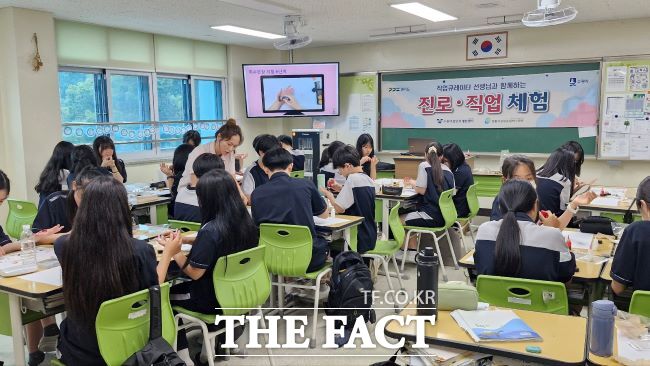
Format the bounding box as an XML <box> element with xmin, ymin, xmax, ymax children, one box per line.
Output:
<box><xmin>390</xmin><ymin>2</ymin><xmax>457</xmax><ymax>22</ymax></box>
<box><xmin>211</xmin><ymin>25</ymin><xmax>285</xmax><ymax>39</ymax></box>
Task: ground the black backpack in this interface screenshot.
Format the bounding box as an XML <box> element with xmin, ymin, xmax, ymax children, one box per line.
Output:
<box><xmin>325</xmin><ymin>251</ymin><xmax>375</xmax><ymax>324</ymax></box>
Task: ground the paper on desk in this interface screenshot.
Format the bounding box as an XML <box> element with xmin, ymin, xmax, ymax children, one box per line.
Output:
<box><xmin>616</xmin><ymin>328</ymin><xmax>650</xmax><ymax>364</ymax></box>
<box><xmin>591</xmin><ymin>188</ymin><xmax>628</xmax><ymax>198</ymax></box>
<box><xmin>313</xmin><ymin>216</ymin><xmax>350</xmax><ymax>226</ymax></box>
<box><xmin>450</xmin><ymin>309</ymin><xmax>541</xmax><ymax>343</ymax></box>
<box><xmin>401</xmin><ymin>188</ymin><xmax>417</xmax><ymax>197</ymax></box>
<box><xmin>590</xmin><ymin>197</ymin><xmax>622</xmax><ymax>207</ymax></box>
<box><xmin>562</xmin><ymin>231</ymin><xmax>594</xmax><ymax>250</ymax></box>
<box><xmin>18</xmin><ymin>266</ymin><xmax>62</xmax><ymax>287</ymax></box>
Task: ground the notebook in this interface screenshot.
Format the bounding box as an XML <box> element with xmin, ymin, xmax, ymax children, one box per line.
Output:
<box><xmin>450</xmin><ymin>309</ymin><xmax>542</xmax><ymax>342</ymax></box>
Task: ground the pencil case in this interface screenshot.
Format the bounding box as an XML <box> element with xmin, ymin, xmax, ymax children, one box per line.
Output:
<box><xmin>438</xmin><ymin>281</ymin><xmax>478</xmax><ymax>311</ymax></box>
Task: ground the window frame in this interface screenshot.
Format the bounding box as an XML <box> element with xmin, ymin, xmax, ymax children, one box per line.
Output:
<box><xmin>190</xmin><ymin>75</ymin><xmax>228</xmax><ymax>121</ymax></box>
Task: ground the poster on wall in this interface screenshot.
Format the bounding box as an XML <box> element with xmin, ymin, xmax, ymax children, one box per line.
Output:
<box><xmin>600</xmin><ymin>59</ymin><xmax>650</xmax><ymax>160</ymax></box>
<box><xmin>381</xmin><ymin>69</ymin><xmax>600</xmax><ymax>129</ymax></box>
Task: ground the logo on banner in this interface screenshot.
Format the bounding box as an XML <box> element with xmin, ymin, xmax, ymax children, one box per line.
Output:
<box><xmin>467</xmin><ymin>32</ymin><xmax>508</xmax><ymax>61</ymax></box>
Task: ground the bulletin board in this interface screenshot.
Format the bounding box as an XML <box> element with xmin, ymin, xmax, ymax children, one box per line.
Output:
<box><xmin>599</xmin><ymin>57</ymin><xmax>650</xmax><ymax>160</ymax></box>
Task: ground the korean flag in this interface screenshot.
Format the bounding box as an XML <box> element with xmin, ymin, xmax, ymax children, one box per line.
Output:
<box><xmin>467</xmin><ymin>32</ymin><xmax>508</xmax><ymax>60</ymax></box>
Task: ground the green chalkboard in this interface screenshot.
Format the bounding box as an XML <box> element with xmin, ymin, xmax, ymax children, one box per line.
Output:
<box><xmin>380</xmin><ymin>62</ymin><xmax>600</xmax><ymax>155</ymax></box>
<box><xmin>381</xmin><ymin>128</ymin><xmax>596</xmax><ymax>154</ymax></box>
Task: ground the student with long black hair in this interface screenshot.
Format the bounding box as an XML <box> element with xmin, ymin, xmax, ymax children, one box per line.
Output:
<box><xmin>474</xmin><ymin>179</ymin><xmax>576</xmax><ymax>282</ymax></box>
<box><xmin>536</xmin><ymin>148</ymin><xmax>596</xmax><ymax>228</ymax></box>
<box><xmin>561</xmin><ymin>140</ymin><xmax>585</xmax><ymax>180</ymax></box>
<box><xmin>93</xmin><ymin>135</ymin><xmax>127</xmax><ymax>183</ymax></box>
<box><xmin>174</xmin><ymin>153</ymin><xmax>225</xmax><ymax>223</ymax></box>
<box><xmin>54</xmin><ymin>175</ymin><xmax>168</xmax><ymax>365</ymax></box>
<box><xmin>157</xmin><ymin>169</ymin><xmax>258</xmax><ymax>364</ymax></box>
<box><xmin>66</xmin><ymin>145</ymin><xmax>105</xmax><ymax>188</ymax></box>
<box><xmin>356</xmin><ymin>133</ymin><xmax>378</xmax><ymax>180</ymax></box>
<box><xmin>160</xmin><ymin>143</ymin><xmax>196</xmax><ymax>216</ymax></box>
<box><xmin>319</xmin><ymin>140</ymin><xmax>346</xmax><ymax>190</ymax></box>
<box><xmin>442</xmin><ymin>143</ymin><xmax>474</xmax><ymax>218</ymax></box>
<box><xmin>34</xmin><ymin>141</ymin><xmax>74</xmax><ymax>207</ymax></box>
<box><xmin>611</xmin><ymin>176</ymin><xmax>650</xmax><ymax>294</ymax></box>
<box><xmin>183</xmin><ymin>130</ymin><xmax>202</xmax><ymax>147</ymax></box>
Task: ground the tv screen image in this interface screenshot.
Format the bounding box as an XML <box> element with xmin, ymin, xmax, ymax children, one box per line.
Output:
<box><xmin>243</xmin><ymin>63</ymin><xmax>339</xmax><ymax>118</ymax></box>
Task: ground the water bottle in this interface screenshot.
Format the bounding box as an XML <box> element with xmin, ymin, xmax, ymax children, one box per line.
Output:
<box><xmin>589</xmin><ymin>300</ymin><xmax>617</xmax><ymax>357</ymax></box>
<box><xmin>317</xmin><ymin>174</ymin><xmax>326</xmax><ymax>196</ymax></box>
<box><xmin>19</xmin><ymin>224</ymin><xmax>36</xmax><ymax>265</ymax></box>
<box><xmin>416</xmin><ymin>246</ymin><xmax>439</xmax><ymax>316</ymax></box>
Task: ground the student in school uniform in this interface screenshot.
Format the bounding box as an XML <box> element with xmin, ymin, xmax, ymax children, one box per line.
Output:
<box><xmin>178</xmin><ymin>118</ymin><xmax>242</xmax><ymax>187</ymax></box>
<box><xmin>33</xmin><ymin>167</ymin><xmax>106</xmax><ymax>243</ymax></box>
<box><xmin>93</xmin><ymin>135</ymin><xmax>127</xmax><ymax>183</ymax></box>
<box><xmin>183</xmin><ymin>129</ymin><xmax>202</xmax><ymax>147</ymax></box>
<box><xmin>610</xmin><ymin>176</ymin><xmax>650</xmax><ymax>294</ymax></box>
<box><xmin>160</xmin><ymin>143</ymin><xmax>195</xmax><ymax>217</ymax></box>
<box><xmin>157</xmin><ymin>169</ymin><xmax>258</xmax><ymax>365</ymax></box>
<box><xmin>34</xmin><ymin>141</ymin><xmax>74</xmax><ymax>208</ymax></box>
<box><xmin>252</xmin><ymin>147</ymin><xmax>330</xmax><ymax>271</ymax></box>
<box><xmin>54</xmin><ymin>175</ymin><xmax>172</xmax><ymax>366</ymax></box>
<box><xmin>474</xmin><ymin>179</ymin><xmax>576</xmax><ymax>283</ymax></box>
<box><xmin>66</xmin><ymin>145</ymin><xmax>106</xmax><ymax>188</ymax></box>
<box><xmin>442</xmin><ymin>143</ymin><xmax>474</xmax><ymax>218</ymax></box>
<box><xmin>320</xmin><ymin>145</ymin><xmax>377</xmax><ymax>254</ymax></box>
<box><xmin>319</xmin><ymin>140</ymin><xmax>346</xmax><ymax>190</ymax></box>
<box><xmin>174</xmin><ymin>153</ymin><xmax>225</xmax><ymax>223</ymax></box>
<box><xmin>536</xmin><ymin>148</ymin><xmax>596</xmax><ymax>228</ymax></box>
<box><xmin>242</xmin><ymin>134</ymin><xmax>280</xmax><ymax>199</ymax></box>
<box><xmin>356</xmin><ymin>133</ymin><xmax>378</xmax><ymax>180</ymax></box>
<box><xmin>561</xmin><ymin>140</ymin><xmax>586</xmax><ymax>189</ymax></box>
<box><xmin>491</xmin><ymin>155</ymin><xmax>537</xmax><ymax>221</ymax></box>
<box><xmin>278</xmin><ymin>134</ymin><xmax>305</xmax><ymax>171</ymax></box>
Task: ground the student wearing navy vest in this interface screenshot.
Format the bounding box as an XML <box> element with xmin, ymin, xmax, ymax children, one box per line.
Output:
<box><xmin>158</xmin><ymin>170</ymin><xmax>258</xmax><ymax>365</ymax></box>
<box><xmin>611</xmin><ymin>177</ymin><xmax>650</xmax><ymax>294</ymax></box>
<box><xmin>491</xmin><ymin>155</ymin><xmax>537</xmax><ymax>221</ymax></box>
<box><xmin>93</xmin><ymin>135</ymin><xmax>127</xmax><ymax>183</ymax></box>
<box><xmin>320</xmin><ymin>145</ymin><xmax>377</xmax><ymax>253</ymax></box>
<box><xmin>319</xmin><ymin>140</ymin><xmax>347</xmax><ymax>191</ymax></box>
<box><xmin>475</xmin><ymin>179</ymin><xmax>576</xmax><ymax>283</ymax></box>
<box><xmin>278</xmin><ymin>134</ymin><xmax>305</xmax><ymax>171</ymax></box>
<box><xmin>536</xmin><ymin>148</ymin><xmax>596</xmax><ymax>228</ymax></box>
<box><xmin>242</xmin><ymin>134</ymin><xmax>280</xmax><ymax>200</ymax></box>
<box><xmin>356</xmin><ymin>134</ymin><xmax>378</xmax><ymax>180</ymax></box>
<box><xmin>34</xmin><ymin>141</ymin><xmax>74</xmax><ymax>208</ymax></box>
<box><xmin>174</xmin><ymin>153</ymin><xmax>225</xmax><ymax>223</ymax></box>
<box><xmin>66</xmin><ymin>145</ymin><xmax>107</xmax><ymax>188</ymax></box>
<box><xmin>160</xmin><ymin>143</ymin><xmax>195</xmax><ymax>217</ymax></box>
<box><xmin>442</xmin><ymin>143</ymin><xmax>474</xmax><ymax>218</ymax></box>
<box><xmin>252</xmin><ymin>147</ymin><xmax>330</xmax><ymax>271</ymax></box>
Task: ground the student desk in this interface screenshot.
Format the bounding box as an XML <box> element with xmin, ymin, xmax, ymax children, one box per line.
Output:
<box><xmin>0</xmin><ymin>247</ymin><xmax>63</xmax><ymax>366</ymax></box>
<box><xmin>600</xmin><ymin>258</ymin><xmax>613</xmax><ymax>282</ymax></box>
<box><xmin>131</xmin><ymin>196</ymin><xmax>171</xmax><ymax>225</ymax></box>
<box><xmin>316</xmin><ymin>214</ymin><xmax>364</xmax><ymax>252</ymax></box>
<box><xmin>393</xmin><ymin>155</ymin><xmax>423</xmax><ymax>179</ymax></box>
<box><xmin>384</xmin><ymin>304</ymin><xmax>587</xmax><ymax>365</ymax></box>
<box><xmin>376</xmin><ymin>187</ymin><xmax>417</xmax><ymax>240</ymax></box>
<box><xmin>582</xmin><ymin>187</ymin><xmax>638</xmax><ymax>218</ymax></box>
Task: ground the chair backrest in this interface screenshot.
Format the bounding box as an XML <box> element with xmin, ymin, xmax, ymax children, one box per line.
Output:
<box><xmin>291</xmin><ymin>170</ymin><xmax>304</xmax><ymax>179</ymax></box>
<box><xmin>214</xmin><ymin>246</ymin><xmax>271</xmax><ymax>316</ymax></box>
<box><xmin>439</xmin><ymin>189</ymin><xmax>459</xmax><ymax>230</ymax></box>
<box><xmin>95</xmin><ymin>282</ymin><xmax>176</xmax><ymax>366</ymax></box>
<box><xmin>388</xmin><ymin>203</ymin><xmax>405</xmax><ymax>247</ymax></box>
<box><xmin>465</xmin><ymin>183</ymin><xmax>480</xmax><ymax>219</ymax></box>
<box><xmin>629</xmin><ymin>290</ymin><xmax>650</xmax><ymax>318</ymax></box>
<box><xmin>168</xmin><ymin>219</ymin><xmax>201</xmax><ymax>232</ymax></box>
<box><xmin>260</xmin><ymin>223</ymin><xmax>313</xmax><ymax>277</ymax></box>
<box><xmin>476</xmin><ymin>275</ymin><xmax>569</xmax><ymax>315</ymax></box>
<box><xmin>5</xmin><ymin>199</ymin><xmax>38</xmax><ymax>239</ymax></box>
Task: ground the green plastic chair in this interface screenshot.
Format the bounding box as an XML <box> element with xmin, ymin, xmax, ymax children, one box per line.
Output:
<box><xmin>374</xmin><ymin>198</ymin><xmax>383</xmax><ymax>226</ymax></box>
<box><xmin>476</xmin><ymin>275</ymin><xmax>569</xmax><ymax>315</ymax></box>
<box><xmin>173</xmin><ymin>246</ymin><xmax>273</xmax><ymax>366</ymax></box>
<box><xmin>290</xmin><ymin>170</ymin><xmax>305</xmax><ymax>178</ymax></box>
<box><xmin>52</xmin><ymin>283</ymin><xmax>176</xmax><ymax>366</ymax></box>
<box><xmin>454</xmin><ymin>183</ymin><xmax>480</xmax><ymax>252</ymax></box>
<box><xmin>349</xmin><ymin>204</ymin><xmax>405</xmax><ymax>311</ymax></box>
<box><xmin>0</xmin><ymin>293</ymin><xmax>50</xmax><ymax>337</ymax></box>
<box><xmin>260</xmin><ymin>223</ymin><xmax>332</xmax><ymax>348</ymax></box>
<box><xmin>402</xmin><ymin>189</ymin><xmax>459</xmax><ymax>281</ymax></box>
<box><xmin>5</xmin><ymin>199</ymin><xmax>38</xmax><ymax>239</ymax></box>
<box><xmin>629</xmin><ymin>290</ymin><xmax>650</xmax><ymax>318</ymax></box>
<box><xmin>168</xmin><ymin>219</ymin><xmax>201</xmax><ymax>232</ymax></box>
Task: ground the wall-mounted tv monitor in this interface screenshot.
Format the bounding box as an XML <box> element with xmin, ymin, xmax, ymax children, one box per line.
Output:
<box><xmin>243</xmin><ymin>62</ymin><xmax>339</xmax><ymax>118</ymax></box>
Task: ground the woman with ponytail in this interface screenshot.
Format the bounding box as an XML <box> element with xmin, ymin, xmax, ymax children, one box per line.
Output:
<box><xmin>178</xmin><ymin>118</ymin><xmax>243</xmax><ymax>187</ymax></box>
<box><xmin>474</xmin><ymin>179</ymin><xmax>576</xmax><ymax>282</ymax></box>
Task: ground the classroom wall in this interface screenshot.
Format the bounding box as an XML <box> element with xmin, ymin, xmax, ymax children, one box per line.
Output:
<box><xmin>288</xmin><ymin>18</ymin><xmax>650</xmax><ymax>187</ymax></box>
<box><xmin>0</xmin><ymin>7</ymin><xmax>61</xmax><ymax>221</ymax></box>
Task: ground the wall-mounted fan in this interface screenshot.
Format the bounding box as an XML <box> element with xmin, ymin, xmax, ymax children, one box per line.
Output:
<box><xmin>274</xmin><ymin>15</ymin><xmax>312</xmax><ymax>50</ymax></box>
<box><xmin>522</xmin><ymin>0</ymin><xmax>577</xmax><ymax>27</ymax></box>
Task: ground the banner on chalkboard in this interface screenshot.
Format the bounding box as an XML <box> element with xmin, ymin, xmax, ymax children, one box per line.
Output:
<box><xmin>381</xmin><ymin>70</ymin><xmax>600</xmax><ymax>129</ymax></box>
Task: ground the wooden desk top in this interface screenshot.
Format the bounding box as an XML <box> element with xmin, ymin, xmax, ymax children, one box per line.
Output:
<box><xmin>601</xmin><ymin>258</ymin><xmax>613</xmax><ymax>282</ymax></box>
<box><xmin>0</xmin><ymin>247</ymin><xmax>61</xmax><ymax>298</ymax></box>
<box><xmin>316</xmin><ymin>215</ymin><xmax>364</xmax><ymax>230</ymax></box>
<box><xmin>132</xmin><ymin>196</ymin><xmax>171</xmax><ymax>209</ymax></box>
<box><xmin>385</xmin><ymin>304</ymin><xmax>587</xmax><ymax>365</ymax></box>
<box><xmin>459</xmin><ymin>249</ymin><xmax>475</xmax><ymax>268</ymax></box>
<box><xmin>583</xmin><ymin>187</ymin><xmax>637</xmax><ymax>213</ymax></box>
<box><xmin>393</xmin><ymin>155</ymin><xmax>424</xmax><ymax>161</ymax></box>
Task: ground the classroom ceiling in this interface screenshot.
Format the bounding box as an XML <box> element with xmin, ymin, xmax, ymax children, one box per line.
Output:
<box><xmin>1</xmin><ymin>0</ymin><xmax>649</xmax><ymax>49</ymax></box>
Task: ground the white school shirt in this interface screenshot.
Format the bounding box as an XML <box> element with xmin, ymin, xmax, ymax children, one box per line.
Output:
<box><xmin>178</xmin><ymin>141</ymin><xmax>236</xmax><ymax>188</ymax></box>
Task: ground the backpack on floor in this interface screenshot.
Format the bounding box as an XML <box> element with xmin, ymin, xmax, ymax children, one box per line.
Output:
<box><xmin>325</xmin><ymin>251</ymin><xmax>375</xmax><ymax>324</ymax></box>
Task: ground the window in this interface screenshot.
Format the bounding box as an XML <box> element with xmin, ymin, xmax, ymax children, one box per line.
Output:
<box><xmin>157</xmin><ymin>76</ymin><xmax>191</xmax><ymax>151</ymax></box>
<box><xmin>58</xmin><ymin>68</ymin><xmax>226</xmax><ymax>161</ymax></box>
